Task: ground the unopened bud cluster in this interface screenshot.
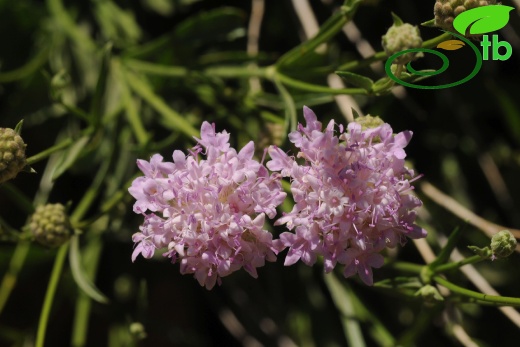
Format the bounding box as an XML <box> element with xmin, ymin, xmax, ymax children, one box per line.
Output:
<box><xmin>354</xmin><ymin>115</ymin><xmax>385</xmax><ymax>130</ymax></box>
<box><xmin>382</xmin><ymin>23</ymin><xmax>423</xmax><ymax>64</ymax></box>
<box><xmin>0</xmin><ymin>127</ymin><xmax>27</xmax><ymax>183</ymax></box>
<box><xmin>29</xmin><ymin>204</ymin><xmax>71</xmax><ymax>248</ymax></box>
<box><xmin>434</xmin><ymin>0</ymin><xmax>497</xmax><ymax>34</ymax></box>
<box><xmin>490</xmin><ymin>230</ymin><xmax>517</xmax><ymax>260</ymax></box>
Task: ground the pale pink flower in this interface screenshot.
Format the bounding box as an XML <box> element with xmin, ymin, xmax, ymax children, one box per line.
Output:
<box><xmin>130</xmin><ymin>122</ymin><xmax>286</xmax><ymax>289</ymax></box>
<box><xmin>268</xmin><ymin>106</ymin><xmax>425</xmax><ymax>285</ymax></box>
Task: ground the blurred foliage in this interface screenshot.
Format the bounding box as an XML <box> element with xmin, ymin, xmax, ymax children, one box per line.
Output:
<box><xmin>1</xmin><ymin>0</ymin><xmax>520</xmax><ymax>346</ymax></box>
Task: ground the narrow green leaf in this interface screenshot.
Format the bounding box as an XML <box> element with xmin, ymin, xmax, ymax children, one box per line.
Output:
<box><xmin>14</xmin><ymin>120</ymin><xmax>24</xmax><ymax>135</ymax></box>
<box><xmin>351</xmin><ymin>108</ymin><xmax>361</xmax><ymax>120</ymax></box>
<box><xmin>69</xmin><ymin>235</ymin><xmax>110</xmax><ymax>304</ymax></box>
<box><xmin>421</xmin><ymin>18</ymin><xmax>436</xmax><ymax>27</ymax></box>
<box><xmin>371</xmin><ymin>76</ymin><xmax>394</xmax><ymax>95</ymax></box>
<box><xmin>429</xmin><ymin>226</ymin><xmax>463</xmax><ymax>268</ymax></box>
<box><xmin>400</xmin><ymin>69</ymin><xmax>437</xmax><ymax>83</ymax></box>
<box><xmin>174</xmin><ymin>7</ymin><xmax>245</xmax><ymax>44</ymax></box>
<box><xmin>124</xmin><ymin>70</ymin><xmax>198</xmax><ymax>137</ymax></box>
<box><xmin>94</xmin><ymin>0</ymin><xmax>142</xmax><ymax>45</ymax></box>
<box><xmin>490</xmin><ymin>83</ymin><xmax>520</xmax><ymax>146</ymax></box>
<box><xmin>453</xmin><ymin>5</ymin><xmax>514</xmax><ymax>35</ymax></box>
<box><xmin>336</xmin><ymin>71</ymin><xmax>374</xmax><ymax>90</ymax></box>
<box><xmin>324</xmin><ymin>273</ymin><xmax>366</xmax><ymax>347</ymax></box>
<box><xmin>90</xmin><ymin>44</ymin><xmax>112</xmax><ymax>126</ymax></box>
<box><xmin>112</xmin><ymin>62</ymin><xmax>149</xmax><ymax>145</ymax></box>
<box><xmin>277</xmin><ymin>0</ymin><xmax>362</xmax><ymax>68</ymax></box>
<box><xmin>391</xmin><ymin>12</ymin><xmax>404</xmax><ymax>26</ymax></box>
<box><xmin>0</xmin><ymin>46</ymin><xmax>50</xmax><ymax>83</ymax></box>
<box><xmin>52</xmin><ymin>136</ymin><xmax>90</xmax><ymax>181</ymax></box>
<box><xmin>273</xmin><ymin>76</ymin><xmax>297</xmax><ymax>136</ymax></box>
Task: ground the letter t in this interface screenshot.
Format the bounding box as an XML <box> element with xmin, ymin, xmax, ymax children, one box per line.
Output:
<box><xmin>480</xmin><ymin>35</ymin><xmax>491</xmax><ymax>60</ymax></box>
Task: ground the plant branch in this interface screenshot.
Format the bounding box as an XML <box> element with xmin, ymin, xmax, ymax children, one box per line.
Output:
<box><xmin>433</xmin><ymin>276</ymin><xmax>520</xmax><ymax>307</ymax></box>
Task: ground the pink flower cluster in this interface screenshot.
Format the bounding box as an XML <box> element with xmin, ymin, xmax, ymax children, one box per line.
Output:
<box><xmin>130</xmin><ymin>107</ymin><xmax>426</xmax><ymax>288</ymax></box>
<box><xmin>129</xmin><ymin>122</ymin><xmax>286</xmax><ymax>289</ymax></box>
<box><xmin>267</xmin><ymin>107</ymin><xmax>426</xmax><ymax>285</ymax></box>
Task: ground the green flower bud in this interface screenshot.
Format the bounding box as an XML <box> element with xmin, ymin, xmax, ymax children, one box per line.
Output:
<box><xmin>29</xmin><ymin>204</ymin><xmax>71</xmax><ymax>248</ymax></box>
<box><xmin>490</xmin><ymin>230</ymin><xmax>517</xmax><ymax>260</ymax></box>
<box><xmin>129</xmin><ymin>322</ymin><xmax>147</xmax><ymax>340</ymax></box>
<box><xmin>354</xmin><ymin>115</ymin><xmax>385</xmax><ymax>130</ymax></box>
<box><xmin>415</xmin><ymin>284</ymin><xmax>444</xmax><ymax>306</ymax></box>
<box><xmin>0</xmin><ymin>127</ymin><xmax>27</xmax><ymax>183</ymax></box>
<box><xmin>382</xmin><ymin>18</ymin><xmax>423</xmax><ymax>65</ymax></box>
<box><xmin>434</xmin><ymin>0</ymin><xmax>497</xmax><ymax>35</ymax></box>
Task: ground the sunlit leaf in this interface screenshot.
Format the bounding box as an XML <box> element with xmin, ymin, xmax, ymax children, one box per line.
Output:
<box><xmin>453</xmin><ymin>5</ymin><xmax>514</xmax><ymax>35</ymax></box>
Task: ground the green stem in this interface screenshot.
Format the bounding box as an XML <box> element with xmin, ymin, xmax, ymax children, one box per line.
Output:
<box><xmin>337</xmin><ymin>32</ymin><xmax>452</xmax><ymax>71</ymax></box>
<box><xmin>423</xmin><ymin>32</ymin><xmax>453</xmax><ymax>49</ymax></box>
<box><xmin>433</xmin><ymin>255</ymin><xmax>486</xmax><ymax>274</ymax></box>
<box><xmin>0</xmin><ymin>46</ymin><xmax>50</xmax><ymax>83</ymax></box>
<box><xmin>0</xmin><ymin>183</ymin><xmax>35</xmax><ymax>214</ymax></box>
<box><xmin>277</xmin><ymin>0</ymin><xmax>361</xmax><ymax>68</ymax></box>
<box><xmin>433</xmin><ymin>276</ymin><xmax>520</xmax><ymax>306</ymax></box>
<box><xmin>35</xmin><ymin>243</ymin><xmax>69</xmax><ymax>347</ymax></box>
<box><xmin>337</xmin><ymin>51</ymin><xmax>388</xmax><ymax>72</ymax></box>
<box><xmin>26</xmin><ymin>138</ymin><xmax>75</xmax><ymax>166</ymax></box>
<box><xmin>70</xmin><ymin>140</ymin><xmax>113</xmax><ymax>224</ymax></box>
<box><xmin>204</xmin><ymin>65</ymin><xmax>268</xmax><ymax>78</ymax></box>
<box><xmin>276</xmin><ymin>72</ymin><xmax>367</xmax><ymax>95</ymax></box>
<box><xmin>429</xmin><ymin>226</ymin><xmax>464</xmax><ymax>268</ymax></box>
<box><xmin>0</xmin><ymin>242</ymin><xmax>31</xmax><ymax>317</ymax></box>
<box><xmin>387</xmin><ymin>261</ymin><xmax>423</xmax><ymax>274</ymax></box>
<box><xmin>74</xmin><ymin>175</ymin><xmax>137</xmax><ymax>229</ymax></box>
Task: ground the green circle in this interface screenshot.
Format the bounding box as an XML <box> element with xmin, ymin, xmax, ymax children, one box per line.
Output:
<box><xmin>406</xmin><ymin>49</ymin><xmax>449</xmax><ymax>76</ymax></box>
<box><xmin>385</xmin><ymin>31</ymin><xmax>483</xmax><ymax>90</ymax></box>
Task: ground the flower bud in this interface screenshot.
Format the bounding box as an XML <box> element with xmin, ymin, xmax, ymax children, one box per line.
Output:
<box><xmin>490</xmin><ymin>230</ymin><xmax>517</xmax><ymax>260</ymax></box>
<box><xmin>354</xmin><ymin>115</ymin><xmax>385</xmax><ymax>130</ymax></box>
<box><xmin>415</xmin><ymin>284</ymin><xmax>444</xmax><ymax>306</ymax></box>
<box><xmin>382</xmin><ymin>19</ymin><xmax>423</xmax><ymax>65</ymax></box>
<box><xmin>29</xmin><ymin>204</ymin><xmax>71</xmax><ymax>248</ymax></box>
<box><xmin>434</xmin><ymin>0</ymin><xmax>497</xmax><ymax>35</ymax></box>
<box><xmin>0</xmin><ymin>127</ymin><xmax>27</xmax><ymax>183</ymax></box>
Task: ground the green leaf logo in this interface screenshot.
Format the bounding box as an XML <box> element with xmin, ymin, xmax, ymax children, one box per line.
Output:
<box><xmin>453</xmin><ymin>5</ymin><xmax>514</xmax><ymax>35</ymax></box>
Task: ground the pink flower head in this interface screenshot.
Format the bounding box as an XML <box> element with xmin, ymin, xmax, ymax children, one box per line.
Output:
<box><xmin>129</xmin><ymin>122</ymin><xmax>286</xmax><ymax>289</ymax></box>
<box><xmin>267</xmin><ymin>106</ymin><xmax>425</xmax><ymax>286</ymax></box>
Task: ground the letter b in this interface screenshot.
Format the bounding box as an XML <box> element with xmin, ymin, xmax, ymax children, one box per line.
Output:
<box><xmin>492</xmin><ymin>35</ymin><xmax>512</xmax><ymax>61</ymax></box>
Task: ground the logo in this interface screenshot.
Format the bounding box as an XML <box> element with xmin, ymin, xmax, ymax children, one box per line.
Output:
<box><xmin>386</xmin><ymin>5</ymin><xmax>514</xmax><ymax>89</ymax></box>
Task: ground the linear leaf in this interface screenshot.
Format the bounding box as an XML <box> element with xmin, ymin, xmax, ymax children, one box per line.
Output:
<box><xmin>69</xmin><ymin>234</ymin><xmax>110</xmax><ymax>304</ymax></box>
<box><xmin>336</xmin><ymin>71</ymin><xmax>374</xmax><ymax>90</ymax></box>
<box><xmin>52</xmin><ymin>136</ymin><xmax>90</xmax><ymax>181</ymax></box>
